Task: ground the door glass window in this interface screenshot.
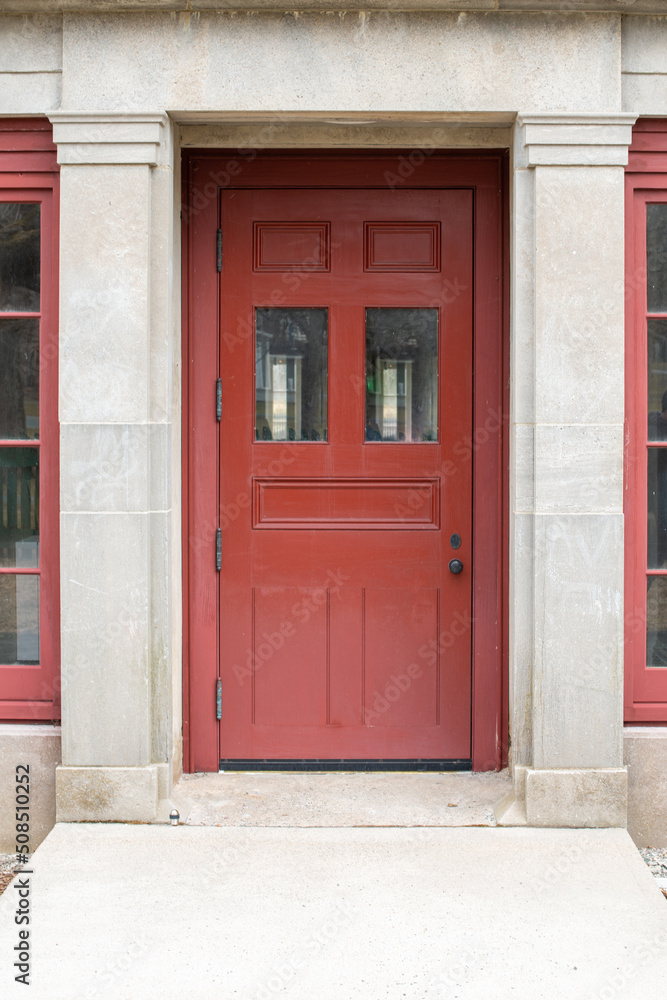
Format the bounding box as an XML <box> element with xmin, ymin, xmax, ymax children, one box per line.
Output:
<box><xmin>365</xmin><ymin>307</ymin><xmax>438</xmax><ymax>442</ymax></box>
<box><xmin>255</xmin><ymin>307</ymin><xmax>328</xmax><ymax>442</ymax></box>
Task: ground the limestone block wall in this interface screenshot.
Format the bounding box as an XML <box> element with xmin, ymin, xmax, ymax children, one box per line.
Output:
<box><xmin>623</xmin><ymin>15</ymin><xmax>667</xmax><ymax>113</ymax></box>
<box><xmin>0</xmin><ymin>14</ymin><xmax>61</xmax><ymax>114</ymax></box>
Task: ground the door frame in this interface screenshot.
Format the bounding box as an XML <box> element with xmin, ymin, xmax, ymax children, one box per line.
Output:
<box><xmin>181</xmin><ymin>149</ymin><xmax>509</xmax><ymax>773</ymax></box>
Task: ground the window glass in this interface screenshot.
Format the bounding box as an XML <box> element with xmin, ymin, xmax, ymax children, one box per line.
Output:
<box><xmin>365</xmin><ymin>308</ymin><xmax>438</xmax><ymax>442</ymax></box>
<box><xmin>0</xmin><ymin>203</ymin><xmax>40</xmax><ymax>312</ymax></box>
<box><xmin>0</xmin><ymin>573</ymin><xmax>39</xmax><ymax>664</ymax></box>
<box><xmin>0</xmin><ymin>448</ymin><xmax>39</xmax><ymax>568</ymax></box>
<box><xmin>0</xmin><ymin>318</ymin><xmax>39</xmax><ymax>439</ymax></box>
<box><xmin>255</xmin><ymin>307</ymin><xmax>328</xmax><ymax>442</ymax></box>
<box><xmin>647</xmin><ymin>577</ymin><xmax>667</xmax><ymax>668</ymax></box>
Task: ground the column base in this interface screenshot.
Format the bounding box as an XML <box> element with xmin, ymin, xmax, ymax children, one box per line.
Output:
<box><xmin>496</xmin><ymin>766</ymin><xmax>627</xmax><ymax>828</ymax></box>
<box><xmin>56</xmin><ymin>763</ymin><xmax>177</xmax><ymax>823</ymax></box>
<box><xmin>526</xmin><ymin>767</ymin><xmax>627</xmax><ymax>827</ymax></box>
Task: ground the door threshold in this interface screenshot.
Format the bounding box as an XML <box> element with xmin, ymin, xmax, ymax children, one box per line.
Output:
<box><xmin>219</xmin><ymin>759</ymin><xmax>472</xmax><ymax>772</ymax></box>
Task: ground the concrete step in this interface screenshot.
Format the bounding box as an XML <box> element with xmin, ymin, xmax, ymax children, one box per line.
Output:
<box><xmin>171</xmin><ymin>768</ymin><xmax>513</xmax><ymax>827</ymax></box>
<box><xmin>0</xmin><ymin>823</ymin><xmax>665</xmax><ymax>1000</ymax></box>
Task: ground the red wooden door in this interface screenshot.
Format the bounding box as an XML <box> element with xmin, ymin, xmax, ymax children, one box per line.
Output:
<box><xmin>218</xmin><ymin>187</ymin><xmax>473</xmax><ymax>763</ymax></box>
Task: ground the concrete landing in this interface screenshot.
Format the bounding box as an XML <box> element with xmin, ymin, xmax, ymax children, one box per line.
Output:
<box><xmin>175</xmin><ymin>769</ymin><xmax>512</xmax><ymax>827</ymax></box>
<box><xmin>0</xmin><ymin>824</ymin><xmax>665</xmax><ymax>1000</ymax></box>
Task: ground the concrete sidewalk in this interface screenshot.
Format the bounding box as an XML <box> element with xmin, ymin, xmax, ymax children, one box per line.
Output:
<box><xmin>0</xmin><ymin>824</ymin><xmax>666</xmax><ymax>1000</ymax></box>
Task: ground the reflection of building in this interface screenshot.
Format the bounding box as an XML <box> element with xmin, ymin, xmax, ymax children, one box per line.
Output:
<box><xmin>256</xmin><ymin>326</ymin><xmax>303</xmax><ymax>440</ymax></box>
<box><xmin>367</xmin><ymin>359</ymin><xmax>413</xmax><ymax>441</ymax></box>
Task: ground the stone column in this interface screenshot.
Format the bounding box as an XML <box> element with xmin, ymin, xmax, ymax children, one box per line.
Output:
<box><xmin>48</xmin><ymin>113</ymin><xmax>179</xmax><ymax>822</ymax></box>
<box><xmin>506</xmin><ymin>114</ymin><xmax>637</xmax><ymax>826</ymax></box>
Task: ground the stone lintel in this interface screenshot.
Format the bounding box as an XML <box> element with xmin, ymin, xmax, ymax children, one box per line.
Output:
<box><xmin>8</xmin><ymin>1</ymin><xmax>667</xmax><ymax>13</ymax></box>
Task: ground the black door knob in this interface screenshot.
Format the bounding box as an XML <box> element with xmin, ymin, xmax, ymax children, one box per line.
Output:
<box><xmin>448</xmin><ymin>559</ymin><xmax>464</xmax><ymax>575</ymax></box>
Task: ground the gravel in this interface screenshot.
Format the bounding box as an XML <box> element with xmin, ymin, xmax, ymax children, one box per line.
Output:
<box><xmin>639</xmin><ymin>846</ymin><xmax>667</xmax><ymax>897</ymax></box>
<box><xmin>0</xmin><ymin>852</ymin><xmax>28</xmax><ymax>898</ymax></box>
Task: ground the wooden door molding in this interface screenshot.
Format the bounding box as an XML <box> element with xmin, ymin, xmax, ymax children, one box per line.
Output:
<box><xmin>182</xmin><ymin>150</ymin><xmax>509</xmax><ymax>772</ymax></box>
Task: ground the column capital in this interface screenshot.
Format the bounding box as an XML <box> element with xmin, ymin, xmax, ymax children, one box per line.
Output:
<box><xmin>515</xmin><ymin>113</ymin><xmax>638</xmax><ymax>168</ymax></box>
<box><xmin>48</xmin><ymin>112</ymin><xmax>169</xmax><ymax>166</ymax></box>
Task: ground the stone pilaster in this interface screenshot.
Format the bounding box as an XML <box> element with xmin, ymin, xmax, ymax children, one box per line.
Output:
<box><xmin>49</xmin><ymin>112</ymin><xmax>179</xmax><ymax>822</ymax></box>
<box><xmin>505</xmin><ymin>113</ymin><xmax>636</xmax><ymax>826</ymax></box>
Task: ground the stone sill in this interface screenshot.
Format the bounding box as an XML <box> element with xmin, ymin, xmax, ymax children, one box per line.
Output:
<box><xmin>6</xmin><ymin>0</ymin><xmax>667</xmax><ymax>14</ymax></box>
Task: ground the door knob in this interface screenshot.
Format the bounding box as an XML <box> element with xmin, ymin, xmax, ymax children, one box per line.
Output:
<box><xmin>448</xmin><ymin>559</ymin><xmax>464</xmax><ymax>575</ymax></box>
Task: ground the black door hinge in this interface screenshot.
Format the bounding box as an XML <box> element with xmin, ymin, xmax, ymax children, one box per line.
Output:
<box><xmin>216</xmin><ymin>528</ymin><xmax>222</xmax><ymax>572</ymax></box>
<box><xmin>216</xmin><ymin>377</ymin><xmax>222</xmax><ymax>421</ymax></box>
<box><xmin>216</xmin><ymin>678</ymin><xmax>222</xmax><ymax>720</ymax></box>
<box><xmin>216</xmin><ymin>228</ymin><xmax>222</xmax><ymax>272</ymax></box>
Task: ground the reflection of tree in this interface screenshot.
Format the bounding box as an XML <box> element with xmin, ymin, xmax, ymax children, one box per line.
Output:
<box><xmin>0</xmin><ymin>204</ymin><xmax>40</xmax><ymax>312</ymax></box>
<box><xmin>0</xmin><ymin>319</ymin><xmax>39</xmax><ymax>439</ymax></box>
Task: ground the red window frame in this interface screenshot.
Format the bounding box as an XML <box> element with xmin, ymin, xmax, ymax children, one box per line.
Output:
<box><xmin>0</xmin><ymin>119</ymin><xmax>60</xmax><ymax>722</ymax></box>
<box><xmin>625</xmin><ymin>119</ymin><xmax>667</xmax><ymax>722</ymax></box>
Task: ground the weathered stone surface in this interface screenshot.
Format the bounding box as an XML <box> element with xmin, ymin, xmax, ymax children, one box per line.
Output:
<box><xmin>59</xmin><ymin>12</ymin><xmax>622</xmax><ymax>114</ymax></box>
<box><xmin>0</xmin><ymin>726</ymin><xmax>61</xmax><ymax>853</ymax></box>
<box><xmin>525</xmin><ymin>767</ymin><xmax>627</xmax><ymax>827</ymax></box>
<box><xmin>56</xmin><ymin>765</ymin><xmax>159</xmax><ymax>822</ymax></box>
<box><xmin>625</xmin><ymin>728</ymin><xmax>667</xmax><ymax>848</ymax></box>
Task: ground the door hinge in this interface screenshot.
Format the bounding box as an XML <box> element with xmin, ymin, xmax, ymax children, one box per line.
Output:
<box><xmin>216</xmin><ymin>527</ymin><xmax>222</xmax><ymax>572</ymax></box>
<box><xmin>216</xmin><ymin>377</ymin><xmax>222</xmax><ymax>421</ymax></box>
<box><xmin>216</xmin><ymin>678</ymin><xmax>222</xmax><ymax>720</ymax></box>
<box><xmin>216</xmin><ymin>228</ymin><xmax>222</xmax><ymax>272</ymax></box>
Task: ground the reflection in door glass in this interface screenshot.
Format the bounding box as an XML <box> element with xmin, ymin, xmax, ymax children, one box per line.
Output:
<box><xmin>365</xmin><ymin>308</ymin><xmax>438</xmax><ymax>442</ymax></box>
<box><xmin>255</xmin><ymin>308</ymin><xmax>328</xmax><ymax>442</ymax></box>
